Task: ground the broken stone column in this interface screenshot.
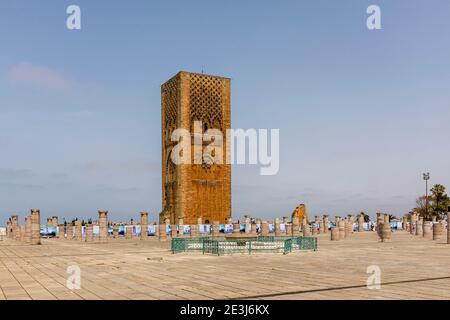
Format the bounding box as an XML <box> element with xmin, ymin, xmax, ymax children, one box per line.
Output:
<box><xmin>232</xmin><ymin>222</ymin><xmax>240</xmax><ymax>234</ymax></box>
<box><xmin>85</xmin><ymin>224</ymin><xmax>94</xmax><ymax>242</ymax></box>
<box><xmin>58</xmin><ymin>224</ymin><xmax>64</xmax><ymax>239</ymax></box>
<box><xmin>98</xmin><ymin>210</ymin><xmax>108</xmax><ymax>242</ymax></box>
<box><xmin>348</xmin><ymin>215</ymin><xmax>354</xmax><ymax>234</ymax></box>
<box><xmin>402</xmin><ymin>216</ymin><xmax>408</xmax><ymax>231</ymax></box>
<box><xmin>113</xmin><ymin>223</ymin><xmax>119</xmax><ymax>239</ymax></box>
<box><xmin>358</xmin><ymin>215</ymin><xmax>364</xmax><ymax>232</ymax></box>
<box><xmin>25</xmin><ymin>216</ymin><xmax>32</xmax><ymax>243</ymax></box>
<box><xmin>285</xmin><ymin>223</ymin><xmax>292</xmax><ymax>236</ymax></box>
<box><xmin>19</xmin><ymin>225</ymin><xmax>25</xmax><ymax>242</ymax></box>
<box><xmin>338</xmin><ymin>220</ymin><xmax>346</xmax><ymax>240</ymax></box>
<box><xmin>212</xmin><ymin>221</ymin><xmax>220</xmax><ymax>237</ymax></box>
<box><xmin>190</xmin><ymin>224</ymin><xmax>198</xmax><ymax>238</ymax></box>
<box><xmin>171</xmin><ymin>224</ymin><xmax>177</xmax><ymax>238</ymax></box>
<box><xmin>125</xmin><ymin>225</ymin><xmax>132</xmax><ymax>239</ymax></box>
<box><xmin>423</xmin><ymin>221</ymin><xmax>432</xmax><ymax>239</ymax></box>
<box><xmin>323</xmin><ymin>215</ymin><xmax>329</xmax><ymax>234</ymax></box>
<box><xmin>376</xmin><ymin>213</ymin><xmax>384</xmax><ymax>232</ymax></box>
<box><xmin>302</xmin><ymin>223</ymin><xmax>311</xmax><ymax>236</ymax></box>
<box><xmin>292</xmin><ymin>218</ymin><xmax>300</xmax><ymax>236</ymax></box>
<box><xmin>331</xmin><ymin>227</ymin><xmax>339</xmax><ymax>241</ymax></box>
<box><xmin>274</xmin><ymin>219</ymin><xmax>281</xmax><ymax>236</ymax></box>
<box><xmin>140</xmin><ymin>212</ymin><xmax>148</xmax><ymax>240</ymax></box>
<box><xmin>251</xmin><ymin>222</ymin><xmax>258</xmax><ymax>235</ymax></box>
<box><xmin>416</xmin><ymin>217</ymin><xmax>423</xmax><ymax>236</ymax></box>
<box><xmin>378</xmin><ymin>221</ymin><xmax>391</xmax><ymax>242</ymax></box>
<box><xmin>261</xmin><ymin>221</ymin><xmax>269</xmax><ymax>237</ymax></box>
<box><xmin>52</xmin><ymin>216</ymin><xmax>58</xmax><ymax>227</ymax></box>
<box><xmin>46</xmin><ymin>217</ymin><xmax>52</xmax><ymax>228</ymax></box>
<box><xmin>11</xmin><ymin>215</ymin><xmax>18</xmax><ymax>240</ymax></box>
<box><xmin>158</xmin><ymin>224</ymin><xmax>167</xmax><ymax>242</ymax></box>
<box><xmin>66</xmin><ymin>224</ymin><xmax>73</xmax><ymax>240</ymax></box>
<box><xmin>410</xmin><ymin>213</ymin><xmax>417</xmax><ymax>235</ymax></box>
<box><xmin>314</xmin><ymin>216</ymin><xmax>320</xmax><ymax>234</ymax></box>
<box><xmin>75</xmin><ymin>220</ymin><xmax>82</xmax><ymax>241</ymax></box>
<box><xmin>30</xmin><ymin>209</ymin><xmax>41</xmax><ymax>245</ymax></box>
<box><xmin>432</xmin><ymin>222</ymin><xmax>443</xmax><ymax>241</ymax></box>
<box><xmin>344</xmin><ymin>219</ymin><xmax>350</xmax><ymax>238</ymax></box>
<box><xmin>384</xmin><ymin>214</ymin><xmax>390</xmax><ymax>223</ymax></box>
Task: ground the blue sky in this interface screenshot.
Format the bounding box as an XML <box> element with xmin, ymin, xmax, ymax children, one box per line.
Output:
<box><xmin>1</xmin><ymin>0</ymin><xmax>449</xmax><ymax>223</ymax></box>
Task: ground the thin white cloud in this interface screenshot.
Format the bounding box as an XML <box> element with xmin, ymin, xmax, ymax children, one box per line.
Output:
<box><xmin>7</xmin><ymin>62</ymin><xmax>73</xmax><ymax>91</ymax></box>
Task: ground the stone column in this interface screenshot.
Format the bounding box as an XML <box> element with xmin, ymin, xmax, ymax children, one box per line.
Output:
<box><xmin>348</xmin><ymin>215</ymin><xmax>354</xmax><ymax>234</ymax></box>
<box><xmin>432</xmin><ymin>222</ymin><xmax>443</xmax><ymax>241</ymax></box>
<box><xmin>98</xmin><ymin>210</ymin><xmax>108</xmax><ymax>242</ymax></box>
<box><xmin>113</xmin><ymin>223</ymin><xmax>119</xmax><ymax>239</ymax></box>
<box><xmin>292</xmin><ymin>218</ymin><xmax>300</xmax><ymax>236</ymax></box>
<box><xmin>322</xmin><ymin>215</ymin><xmax>329</xmax><ymax>234</ymax></box>
<box><xmin>58</xmin><ymin>224</ymin><xmax>65</xmax><ymax>239</ymax></box>
<box><xmin>158</xmin><ymin>224</ymin><xmax>167</xmax><ymax>242</ymax></box>
<box><xmin>212</xmin><ymin>221</ymin><xmax>220</xmax><ymax>237</ymax></box>
<box><xmin>344</xmin><ymin>219</ymin><xmax>350</xmax><ymax>238</ymax></box>
<box><xmin>171</xmin><ymin>224</ymin><xmax>177</xmax><ymax>238</ymax></box>
<box><xmin>358</xmin><ymin>215</ymin><xmax>364</xmax><ymax>232</ymax></box>
<box><xmin>25</xmin><ymin>216</ymin><xmax>32</xmax><ymax>243</ymax></box>
<box><xmin>285</xmin><ymin>223</ymin><xmax>292</xmax><ymax>236</ymax></box>
<box><xmin>302</xmin><ymin>223</ymin><xmax>311</xmax><ymax>236</ymax></box>
<box><xmin>190</xmin><ymin>224</ymin><xmax>198</xmax><ymax>238</ymax></box>
<box><xmin>125</xmin><ymin>225</ymin><xmax>132</xmax><ymax>239</ymax></box>
<box><xmin>314</xmin><ymin>216</ymin><xmax>320</xmax><ymax>234</ymax></box>
<box><xmin>30</xmin><ymin>209</ymin><xmax>41</xmax><ymax>245</ymax></box>
<box><xmin>19</xmin><ymin>225</ymin><xmax>25</xmax><ymax>242</ymax></box>
<box><xmin>402</xmin><ymin>216</ymin><xmax>408</xmax><ymax>231</ymax></box>
<box><xmin>331</xmin><ymin>227</ymin><xmax>339</xmax><ymax>241</ymax></box>
<box><xmin>410</xmin><ymin>213</ymin><xmax>417</xmax><ymax>235</ymax></box>
<box><xmin>376</xmin><ymin>213</ymin><xmax>384</xmax><ymax>232</ymax></box>
<box><xmin>338</xmin><ymin>220</ymin><xmax>346</xmax><ymax>240</ymax></box>
<box><xmin>75</xmin><ymin>220</ymin><xmax>82</xmax><ymax>241</ymax></box>
<box><xmin>416</xmin><ymin>217</ymin><xmax>423</xmax><ymax>236</ymax></box>
<box><xmin>46</xmin><ymin>218</ymin><xmax>52</xmax><ymax>228</ymax></box>
<box><xmin>52</xmin><ymin>216</ymin><xmax>58</xmax><ymax>227</ymax></box>
<box><xmin>423</xmin><ymin>221</ymin><xmax>432</xmax><ymax>239</ymax></box>
<box><xmin>274</xmin><ymin>219</ymin><xmax>281</xmax><ymax>236</ymax></box>
<box><xmin>85</xmin><ymin>224</ymin><xmax>94</xmax><ymax>242</ymax></box>
<box><xmin>140</xmin><ymin>212</ymin><xmax>149</xmax><ymax>240</ymax></box>
<box><xmin>233</xmin><ymin>222</ymin><xmax>240</xmax><ymax>234</ymax></box>
<box><xmin>261</xmin><ymin>221</ymin><xmax>269</xmax><ymax>237</ymax></box>
<box><xmin>66</xmin><ymin>224</ymin><xmax>73</xmax><ymax>240</ymax></box>
<box><xmin>251</xmin><ymin>222</ymin><xmax>258</xmax><ymax>235</ymax></box>
<box><xmin>384</xmin><ymin>214</ymin><xmax>390</xmax><ymax>223</ymax></box>
<box><xmin>11</xmin><ymin>215</ymin><xmax>18</xmax><ymax>240</ymax></box>
<box><xmin>378</xmin><ymin>222</ymin><xmax>391</xmax><ymax>242</ymax></box>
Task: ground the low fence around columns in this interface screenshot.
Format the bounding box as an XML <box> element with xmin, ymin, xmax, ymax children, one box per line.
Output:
<box><xmin>171</xmin><ymin>236</ymin><xmax>318</xmax><ymax>255</ymax></box>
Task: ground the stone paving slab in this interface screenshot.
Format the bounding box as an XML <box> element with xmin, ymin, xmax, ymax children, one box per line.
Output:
<box><xmin>0</xmin><ymin>231</ymin><xmax>449</xmax><ymax>300</ymax></box>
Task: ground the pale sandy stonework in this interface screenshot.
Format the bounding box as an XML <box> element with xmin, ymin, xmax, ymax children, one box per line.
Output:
<box><xmin>0</xmin><ymin>231</ymin><xmax>449</xmax><ymax>300</ymax></box>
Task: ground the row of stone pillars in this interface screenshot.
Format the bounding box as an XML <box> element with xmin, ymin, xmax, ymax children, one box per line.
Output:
<box><xmin>406</xmin><ymin>212</ymin><xmax>450</xmax><ymax>243</ymax></box>
<box><xmin>330</xmin><ymin>215</ymin><xmax>358</xmax><ymax>241</ymax></box>
<box><xmin>5</xmin><ymin>209</ymin><xmax>41</xmax><ymax>245</ymax></box>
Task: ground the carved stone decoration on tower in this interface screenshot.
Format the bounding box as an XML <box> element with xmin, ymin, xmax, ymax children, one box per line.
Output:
<box><xmin>160</xmin><ymin>71</ymin><xmax>231</xmax><ymax>225</ymax></box>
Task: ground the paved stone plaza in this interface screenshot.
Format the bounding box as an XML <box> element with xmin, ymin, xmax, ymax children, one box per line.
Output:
<box><xmin>0</xmin><ymin>231</ymin><xmax>449</xmax><ymax>300</ymax></box>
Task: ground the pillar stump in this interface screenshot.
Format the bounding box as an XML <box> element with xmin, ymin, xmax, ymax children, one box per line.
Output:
<box><xmin>432</xmin><ymin>222</ymin><xmax>443</xmax><ymax>241</ymax></box>
<box><xmin>158</xmin><ymin>224</ymin><xmax>167</xmax><ymax>242</ymax></box>
<box><xmin>261</xmin><ymin>221</ymin><xmax>269</xmax><ymax>237</ymax></box>
<box><xmin>212</xmin><ymin>221</ymin><xmax>220</xmax><ymax>237</ymax></box>
<box><xmin>140</xmin><ymin>212</ymin><xmax>148</xmax><ymax>240</ymax></box>
<box><xmin>85</xmin><ymin>224</ymin><xmax>94</xmax><ymax>242</ymax></box>
<box><xmin>292</xmin><ymin>218</ymin><xmax>300</xmax><ymax>236</ymax></box>
<box><xmin>331</xmin><ymin>227</ymin><xmax>339</xmax><ymax>241</ymax></box>
<box><xmin>98</xmin><ymin>210</ymin><xmax>108</xmax><ymax>242</ymax></box>
<box><xmin>30</xmin><ymin>209</ymin><xmax>41</xmax><ymax>245</ymax></box>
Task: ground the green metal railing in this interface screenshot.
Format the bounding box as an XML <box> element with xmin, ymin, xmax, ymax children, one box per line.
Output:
<box><xmin>171</xmin><ymin>236</ymin><xmax>317</xmax><ymax>255</ymax></box>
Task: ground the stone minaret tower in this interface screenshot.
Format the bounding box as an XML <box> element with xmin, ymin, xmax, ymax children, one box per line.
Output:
<box><xmin>161</xmin><ymin>71</ymin><xmax>231</xmax><ymax>225</ymax></box>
